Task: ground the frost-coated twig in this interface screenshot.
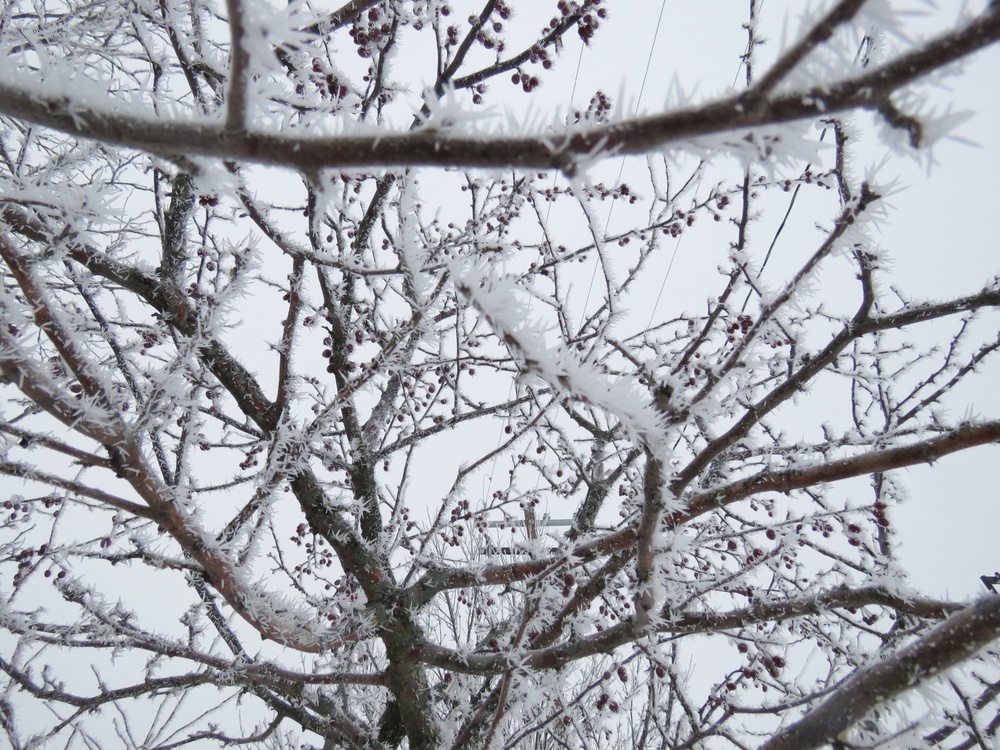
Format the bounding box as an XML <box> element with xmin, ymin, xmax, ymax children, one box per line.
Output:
<box><xmin>761</xmin><ymin>595</ymin><xmax>1000</xmax><ymax>750</ymax></box>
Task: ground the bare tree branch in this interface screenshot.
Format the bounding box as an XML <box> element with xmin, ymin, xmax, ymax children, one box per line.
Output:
<box><xmin>762</xmin><ymin>595</ymin><xmax>1000</xmax><ymax>750</ymax></box>
<box><xmin>0</xmin><ymin>7</ymin><xmax>995</xmax><ymax>171</ymax></box>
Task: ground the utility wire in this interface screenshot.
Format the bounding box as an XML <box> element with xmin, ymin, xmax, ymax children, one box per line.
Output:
<box><xmin>578</xmin><ymin>0</ymin><xmax>669</xmax><ymax>330</ymax></box>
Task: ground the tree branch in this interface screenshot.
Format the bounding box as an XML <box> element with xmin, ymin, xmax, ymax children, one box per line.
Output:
<box><xmin>2</xmin><ymin>6</ymin><xmax>996</xmax><ymax>171</ymax></box>
<box><xmin>761</xmin><ymin>595</ymin><xmax>1000</xmax><ymax>750</ymax></box>
<box><xmin>685</xmin><ymin>420</ymin><xmax>1000</xmax><ymax>520</ymax></box>
<box><xmin>224</xmin><ymin>0</ymin><xmax>250</xmax><ymax>134</ymax></box>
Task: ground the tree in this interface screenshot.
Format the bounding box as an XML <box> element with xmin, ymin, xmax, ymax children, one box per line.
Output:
<box><xmin>1</xmin><ymin>0</ymin><xmax>1000</xmax><ymax>747</ymax></box>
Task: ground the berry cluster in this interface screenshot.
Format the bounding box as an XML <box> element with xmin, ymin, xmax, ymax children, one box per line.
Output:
<box><xmin>472</xmin><ymin>12</ymin><xmax>507</xmax><ymax>53</ymax></box>
<box><xmin>322</xmin><ymin>328</ymin><xmax>363</xmax><ymax>375</ymax></box>
<box><xmin>320</xmin><ymin>575</ymin><xmax>363</xmax><ymax>626</ymax></box>
<box><xmin>594</xmin><ymin>691</ymin><xmax>619</xmax><ymax>713</ymax></box>
<box><xmin>846</xmin><ymin>521</ymin><xmax>865</xmax><ymax>547</ymax></box>
<box><xmin>726</xmin><ymin>314</ymin><xmax>754</xmax><ymax>342</ymax></box>
<box><xmin>510</xmin><ymin>70</ymin><xmax>540</xmax><ymax>93</ymax></box>
<box><xmin>780</xmin><ymin>167</ymin><xmax>836</xmax><ymax>193</ymax></box>
<box><xmin>574</xmin><ymin>90</ymin><xmax>612</xmax><ymax>123</ymax></box>
<box><xmin>552</xmin><ymin>0</ymin><xmax>606</xmax><ymax>43</ymax></box>
<box><xmin>449</xmin><ymin>498</ymin><xmax>472</xmax><ymax>525</ymax></box>
<box><xmin>310</xmin><ymin>60</ymin><xmax>350</xmax><ymax>101</ymax></box>
<box><xmin>655</xmin><ymin>209</ymin><xmax>696</xmax><ymax>239</ymax></box>
<box><xmin>592</xmin><ymin>665</ymin><xmax>628</xmax><ymax>712</ymax></box>
<box><xmin>239</xmin><ymin>443</ymin><xmax>264</xmax><ymax>470</ymax></box>
<box><xmin>510</xmin><ymin>39</ymin><xmax>553</xmax><ymax>94</ymax></box>
<box><xmin>587</xmin><ymin>181</ymin><xmax>634</xmax><ymax>206</ymax></box>
<box><xmin>350</xmin><ymin>7</ymin><xmax>393</xmax><ymax>59</ymax></box>
<box><xmin>559</xmin><ymin>570</ymin><xmax>575</xmax><ymax>598</ymax></box>
<box><xmin>439</xmin><ymin>522</ymin><xmax>465</xmax><ymax>548</ymax></box>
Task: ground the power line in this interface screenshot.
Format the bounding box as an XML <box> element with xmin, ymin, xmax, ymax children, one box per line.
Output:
<box><xmin>578</xmin><ymin>0</ymin><xmax>669</xmax><ymax>330</ymax></box>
